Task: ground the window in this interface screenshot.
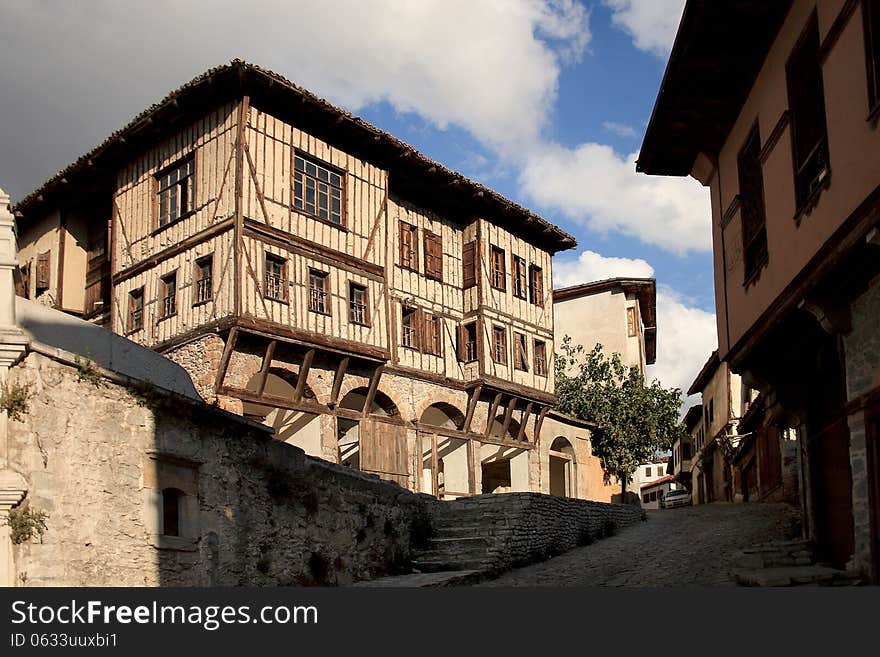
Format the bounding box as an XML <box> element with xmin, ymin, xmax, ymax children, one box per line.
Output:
<box><xmin>683</xmin><ymin>442</ymin><xmax>692</xmax><ymax>460</ymax></box>
<box><xmin>293</xmin><ymin>154</ymin><xmax>343</xmax><ymax>225</ymax></box>
<box><xmin>534</xmin><ymin>340</ymin><xmax>547</xmax><ymax>376</ymax></box>
<box><xmin>399</xmin><ymin>222</ymin><xmax>418</xmax><ymax>271</ymax></box>
<box><xmin>492</xmin><ymin>325</ymin><xmax>507</xmax><ymax>365</ymax></box>
<box><xmin>17</xmin><ymin>263</ymin><xmax>31</xmax><ymax>299</ymax></box>
<box><xmin>514</xmin><ymin>332</ymin><xmax>528</xmax><ymax>371</ymax></box>
<box><xmin>528</xmin><ymin>265</ymin><xmax>544</xmax><ymax>307</ymax></box>
<box><xmin>425</xmin><ymin>314</ymin><xmax>443</xmax><ymax>356</ymax></box>
<box><xmin>156</xmin><ymin>155</ymin><xmax>195</xmax><ymax>227</ymax></box>
<box><xmin>424</xmin><ymin>230</ymin><xmax>443</xmax><ymax>280</ymax></box>
<box><xmin>786</xmin><ymin>14</ymin><xmax>829</xmax><ymax>209</ymax></box>
<box><xmin>462</xmin><ymin>241</ymin><xmax>477</xmax><ymax>288</ymax></box>
<box><xmin>512</xmin><ymin>255</ymin><xmax>527</xmax><ymax>299</ymax></box>
<box><xmin>349</xmin><ymin>282</ymin><xmax>368</xmax><ymax>325</ymax></box>
<box><xmin>643</xmin><ymin>494</ymin><xmax>650</xmax><ymax>504</ymax></box>
<box><xmin>709</xmin><ymin>399</ymin><xmax>715</xmax><ymax>424</ymax></box>
<box><xmin>650</xmin><ymin>492</ymin><xmax>657</xmax><ymax>502</ymax></box>
<box><xmin>864</xmin><ymin>0</ymin><xmax>880</xmax><ymax>112</ymax></box>
<box><xmin>36</xmin><ymin>251</ymin><xmax>50</xmax><ymax>293</ymax></box>
<box><xmin>402</xmin><ymin>307</ymin><xmax>418</xmax><ymax>349</ymax></box>
<box><xmin>264</xmin><ymin>253</ymin><xmax>288</xmax><ymax>301</ymax></box>
<box><xmin>646</xmin><ymin>467</ymin><xmax>652</xmax><ymax>477</ymax></box>
<box><xmin>309</xmin><ymin>269</ymin><xmax>329</xmax><ymax>314</ymax></box>
<box><xmin>459</xmin><ymin>322</ymin><xmax>478</xmax><ymax>362</ymax></box>
<box><xmin>738</xmin><ymin>124</ymin><xmax>768</xmax><ymax>282</ymax></box>
<box><xmin>161</xmin><ymin>488</ymin><xmax>182</xmax><ymax>537</ymax></box>
<box><xmin>194</xmin><ymin>254</ymin><xmax>213</xmax><ymax>304</ymax></box>
<box><xmin>627</xmin><ymin>307</ymin><xmax>638</xmax><ymax>337</ymax></box>
<box><xmin>128</xmin><ymin>287</ymin><xmax>144</xmax><ymax>332</ymax></box>
<box><xmin>159</xmin><ymin>271</ymin><xmax>177</xmax><ymax>319</ymax></box>
<box><xmin>490</xmin><ymin>246</ymin><xmax>506</xmax><ymax>291</ymax></box>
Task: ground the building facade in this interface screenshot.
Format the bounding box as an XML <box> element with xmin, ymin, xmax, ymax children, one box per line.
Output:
<box><xmin>11</xmin><ymin>61</ymin><xmax>587</xmax><ymax>500</ymax></box>
<box><xmin>639</xmin><ymin>0</ymin><xmax>880</xmax><ymax>576</ymax></box>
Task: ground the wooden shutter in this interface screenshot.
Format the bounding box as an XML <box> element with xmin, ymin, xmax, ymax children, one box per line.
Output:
<box><xmin>457</xmin><ymin>324</ymin><xmax>465</xmax><ymax>362</ymax></box>
<box><xmin>462</xmin><ymin>241</ymin><xmax>476</xmax><ymax>288</ymax></box>
<box><xmin>36</xmin><ymin>251</ymin><xmax>51</xmax><ymax>290</ymax></box>
<box><xmin>425</xmin><ymin>231</ymin><xmax>443</xmax><ymax>280</ymax></box>
<box><xmin>360</xmin><ymin>418</ymin><xmax>410</xmax><ymax>486</ymax></box>
<box><xmin>530</xmin><ymin>265</ymin><xmax>544</xmax><ymax>307</ymax></box>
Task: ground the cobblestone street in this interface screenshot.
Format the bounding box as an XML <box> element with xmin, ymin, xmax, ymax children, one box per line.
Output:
<box><xmin>477</xmin><ymin>503</ymin><xmax>801</xmax><ymax>587</ymax></box>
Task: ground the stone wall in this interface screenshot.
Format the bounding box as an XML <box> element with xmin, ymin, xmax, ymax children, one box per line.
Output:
<box><xmin>6</xmin><ymin>351</ymin><xmax>432</xmax><ymax>586</ymax></box>
<box><xmin>429</xmin><ymin>492</ymin><xmax>644</xmax><ymax>575</ymax></box>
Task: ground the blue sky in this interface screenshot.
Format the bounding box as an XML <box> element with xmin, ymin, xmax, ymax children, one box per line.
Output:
<box><xmin>0</xmin><ymin>0</ymin><xmax>717</xmax><ymax>398</ymax></box>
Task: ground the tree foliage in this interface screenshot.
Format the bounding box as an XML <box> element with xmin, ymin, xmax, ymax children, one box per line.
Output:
<box><xmin>554</xmin><ymin>337</ymin><xmax>683</xmax><ymax>493</ymax></box>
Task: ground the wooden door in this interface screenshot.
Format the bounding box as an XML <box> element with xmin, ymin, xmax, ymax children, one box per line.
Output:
<box><xmin>360</xmin><ymin>417</ymin><xmax>410</xmax><ymax>487</ymax></box>
<box><xmin>811</xmin><ymin>417</ymin><xmax>854</xmax><ymax>568</ymax></box>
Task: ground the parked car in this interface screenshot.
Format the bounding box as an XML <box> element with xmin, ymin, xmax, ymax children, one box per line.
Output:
<box><xmin>661</xmin><ymin>489</ymin><xmax>692</xmax><ymax>509</ymax></box>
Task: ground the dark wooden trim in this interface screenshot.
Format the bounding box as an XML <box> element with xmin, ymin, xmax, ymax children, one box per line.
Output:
<box><xmin>819</xmin><ymin>0</ymin><xmax>859</xmax><ymax>64</ymax></box>
<box><xmin>413</xmin><ymin>422</ymin><xmax>534</xmax><ymax>451</ymax></box>
<box><xmin>516</xmin><ymin>402</ymin><xmax>533</xmax><ymax>442</ymax></box>
<box><xmin>721</xmin><ymin>195</ymin><xmax>741</xmax><ymax>230</ymax></box>
<box><xmin>152</xmin><ymin>316</ymin><xmax>236</xmax><ymax>353</ymax></box>
<box><xmin>469</xmin><ymin>374</ymin><xmax>556</xmax><ymax>405</ymax></box>
<box><xmin>112</xmin><ymin>217</ymin><xmax>234</xmax><ymax>285</ymax></box>
<box><xmin>485</xmin><ymin>392</ymin><xmax>503</xmax><ymax>436</ymax></box>
<box><xmin>222</xmin><ymin>385</ymin><xmax>330</xmax><ymax>416</ymax></box>
<box><xmin>214</xmin><ymin>326</ymin><xmax>239</xmax><ymax>392</ymax></box>
<box><xmin>727</xmin><ymin>182</ymin><xmax>880</xmax><ymax>370</ymax></box>
<box><xmin>463</xmin><ymin>304</ymin><xmax>553</xmax><ymax>336</ymax></box>
<box><xmin>236</xmin><ymin>315</ymin><xmax>389</xmax><ymax>361</ymax></box>
<box><xmin>383</xmin><ymin>364</ymin><xmax>466</xmax><ymax>390</ymax></box>
<box><xmin>256</xmin><ymin>340</ymin><xmax>276</xmax><ymax>396</ymax></box>
<box><xmin>534</xmin><ymin>406</ymin><xmax>550</xmax><ymax>445</ymax></box>
<box><xmin>463</xmin><ymin>384</ymin><xmax>481</xmax><ymax>433</ymax></box>
<box><xmin>328</xmin><ymin>357</ymin><xmax>349</xmax><ymax>407</ymax></box>
<box><xmin>845</xmin><ymin>384</ymin><xmax>880</xmax><ymax>415</ymax></box>
<box><xmin>108</xmin><ymin>212</ymin><xmax>117</xmax><ymax>331</ymax></box>
<box><xmin>234</xmin><ymin>96</ymin><xmax>250</xmax><ymax>318</ymax></box>
<box><xmin>759</xmin><ymin>109</ymin><xmax>791</xmax><ymax>164</ymax></box>
<box><xmin>56</xmin><ymin>211</ymin><xmax>66</xmax><ymax>309</ymax></box>
<box><xmin>293</xmin><ymin>348</ymin><xmax>315</xmax><ymax>402</ymax></box>
<box><xmin>362</xmin><ymin>365</ymin><xmax>384</xmax><ymax>417</ymax></box>
<box><xmin>500</xmin><ymin>397</ymin><xmax>517</xmax><ymax>438</ymax></box>
<box><xmin>243</xmin><ymin>218</ymin><xmax>384</xmax><ymax>280</ymax></box>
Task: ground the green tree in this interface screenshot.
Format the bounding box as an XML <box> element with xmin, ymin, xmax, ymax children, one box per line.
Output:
<box><xmin>554</xmin><ymin>337</ymin><xmax>683</xmax><ymax>501</ymax></box>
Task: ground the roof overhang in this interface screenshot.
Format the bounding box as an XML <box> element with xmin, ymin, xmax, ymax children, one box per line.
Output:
<box><xmin>636</xmin><ymin>0</ymin><xmax>793</xmax><ymax>177</ymax></box>
<box><xmin>682</xmin><ymin>403</ymin><xmax>703</xmax><ymax>431</ymax></box>
<box><xmin>687</xmin><ymin>349</ymin><xmax>720</xmax><ymax>396</ymax></box>
<box><xmin>13</xmin><ymin>60</ymin><xmax>576</xmax><ymax>255</ymax></box>
<box><xmin>552</xmin><ymin>277</ymin><xmax>657</xmax><ymax>364</ymax></box>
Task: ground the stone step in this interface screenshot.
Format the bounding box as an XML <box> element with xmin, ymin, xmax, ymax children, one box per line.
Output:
<box><xmin>735</xmin><ymin>565</ymin><xmax>854</xmax><ymax>587</ymax></box>
<box><xmin>351</xmin><ymin>570</ymin><xmax>485</xmax><ymax>587</ymax></box>
<box><xmin>411</xmin><ymin>558</ymin><xmax>489</xmax><ymax>573</ymax></box>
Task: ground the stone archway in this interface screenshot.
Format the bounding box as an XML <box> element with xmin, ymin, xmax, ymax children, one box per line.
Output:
<box><xmin>336</xmin><ymin>388</ymin><xmax>408</xmax><ymax>486</ymax></box>
<box><xmin>242</xmin><ymin>370</ymin><xmax>322</xmax><ymax>455</ymax></box>
<box><xmin>549</xmin><ymin>436</ymin><xmax>575</xmax><ymax>497</ymax></box>
<box><xmin>419</xmin><ymin>402</ymin><xmax>469</xmax><ymax>498</ymax></box>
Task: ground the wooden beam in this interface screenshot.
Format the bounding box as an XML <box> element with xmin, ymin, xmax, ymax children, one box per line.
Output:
<box><xmin>484</xmin><ymin>392</ymin><xmax>503</xmax><ymax>436</ymax></box>
<box><xmin>255</xmin><ymin>340</ymin><xmax>276</xmax><ymax>397</ymax></box>
<box><xmin>516</xmin><ymin>402</ymin><xmax>533</xmax><ymax>442</ymax></box>
<box><xmin>328</xmin><ymin>357</ymin><xmax>349</xmax><ymax>407</ymax></box>
<box><xmin>500</xmin><ymin>397</ymin><xmax>517</xmax><ymax>439</ymax></box>
<box><xmin>432</xmin><ymin>432</ymin><xmax>439</xmax><ymax>498</ymax></box>
<box><xmin>291</xmin><ymin>349</ymin><xmax>314</xmax><ymax>403</ymax></box>
<box><xmin>462</xmin><ymin>384</ymin><xmax>481</xmax><ymax>433</ymax></box>
<box><xmin>534</xmin><ymin>406</ymin><xmax>550</xmax><ymax>445</ymax></box>
<box><xmin>362</xmin><ymin>365</ymin><xmax>384</xmax><ymax>417</ymax></box>
<box><xmin>213</xmin><ymin>327</ymin><xmax>239</xmax><ymax>393</ymax></box>
<box><xmin>222</xmin><ymin>386</ymin><xmax>330</xmax><ymax>417</ymax></box>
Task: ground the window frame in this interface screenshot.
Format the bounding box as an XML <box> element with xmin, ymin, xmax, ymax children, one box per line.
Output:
<box><xmin>308</xmin><ymin>268</ymin><xmax>331</xmax><ymax>316</ymax></box>
<box><xmin>459</xmin><ymin>321</ymin><xmax>479</xmax><ymax>363</ymax></box>
<box><xmin>158</xmin><ymin>270</ymin><xmax>178</xmax><ymax>321</ymax></box>
<box><xmin>401</xmin><ymin>306</ymin><xmax>419</xmax><ymax>350</ymax></box>
<box><xmin>534</xmin><ymin>339</ymin><xmax>547</xmax><ymax>377</ymax></box>
<box><xmin>264</xmin><ymin>252</ymin><xmax>289</xmax><ymax>303</ymax></box>
<box><xmin>528</xmin><ymin>264</ymin><xmax>544</xmax><ymax>307</ymax></box>
<box><xmin>462</xmin><ymin>240</ymin><xmax>477</xmax><ymax>289</ymax></box>
<box><xmin>490</xmin><ymin>245</ymin><xmax>506</xmax><ymax>292</ymax></box>
<box><xmin>424</xmin><ymin>230</ymin><xmax>443</xmax><ymax>281</ymax></box>
<box><xmin>738</xmin><ymin>122</ymin><xmax>769</xmax><ymax>285</ymax></box>
<box><xmin>491</xmin><ymin>324</ymin><xmax>508</xmax><ymax>365</ymax></box>
<box><xmin>154</xmin><ymin>153</ymin><xmax>196</xmax><ymax>231</ymax></box>
<box><xmin>292</xmin><ymin>151</ymin><xmax>346</xmax><ymax>229</ymax></box>
<box><xmin>161</xmin><ymin>488</ymin><xmax>183</xmax><ymax>537</ymax></box>
<box><xmin>512</xmin><ymin>255</ymin><xmax>527</xmax><ymax>300</ymax></box>
<box><xmin>348</xmin><ymin>282</ymin><xmax>370</xmax><ymax>326</ymax></box>
<box><xmin>399</xmin><ymin>222</ymin><xmax>419</xmax><ymax>272</ymax></box>
<box><xmin>513</xmin><ymin>331</ymin><xmax>529</xmax><ymax>371</ymax></box>
<box><xmin>128</xmin><ymin>286</ymin><xmax>145</xmax><ymax>334</ymax></box>
<box><xmin>424</xmin><ymin>313</ymin><xmax>443</xmax><ymax>357</ymax></box>
<box><xmin>193</xmin><ymin>254</ymin><xmax>213</xmax><ymax>306</ymax></box>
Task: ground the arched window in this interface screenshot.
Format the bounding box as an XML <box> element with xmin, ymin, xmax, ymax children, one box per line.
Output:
<box><xmin>162</xmin><ymin>488</ymin><xmax>183</xmax><ymax>537</ymax></box>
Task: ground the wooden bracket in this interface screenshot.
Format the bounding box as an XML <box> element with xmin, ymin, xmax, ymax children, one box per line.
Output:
<box><xmin>463</xmin><ymin>384</ymin><xmax>482</xmax><ymax>434</ymax></box>
<box><xmin>213</xmin><ymin>327</ymin><xmax>239</xmax><ymax>393</ymax></box>
<box><xmin>516</xmin><ymin>402</ymin><xmax>533</xmax><ymax>442</ymax></box>
<box><xmin>362</xmin><ymin>365</ymin><xmax>385</xmax><ymax>417</ymax></box>
<box><xmin>293</xmin><ymin>349</ymin><xmax>315</xmax><ymax>402</ymax></box>
<box><xmin>484</xmin><ymin>392</ymin><xmax>503</xmax><ymax>436</ymax></box>
<box><xmin>500</xmin><ymin>397</ymin><xmax>517</xmax><ymax>439</ymax></box>
<box><xmin>328</xmin><ymin>357</ymin><xmax>349</xmax><ymax>408</ymax></box>
<box><xmin>255</xmin><ymin>340</ymin><xmax>277</xmax><ymax>397</ymax></box>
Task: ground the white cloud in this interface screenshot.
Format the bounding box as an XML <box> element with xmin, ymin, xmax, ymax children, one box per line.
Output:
<box><xmin>0</xmin><ymin>0</ymin><xmax>590</xmax><ymax>196</ymax></box>
<box><xmin>602</xmin><ymin>121</ymin><xmax>639</xmax><ymax>138</ymax></box>
<box><xmin>554</xmin><ymin>250</ymin><xmax>654</xmax><ymax>288</ymax></box>
<box><xmin>648</xmin><ymin>285</ymin><xmax>717</xmax><ymax>400</ymax></box>
<box><xmin>520</xmin><ymin>143</ymin><xmax>711</xmax><ymax>255</ymax></box>
<box><xmin>603</xmin><ymin>0</ymin><xmax>686</xmax><ymax>56</ymax></box>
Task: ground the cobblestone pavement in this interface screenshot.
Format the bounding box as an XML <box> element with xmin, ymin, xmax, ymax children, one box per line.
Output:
<box><xmin>477</xmin><ymin>503</ymin><xmax>801</xmax><ymax>587</ymax></box>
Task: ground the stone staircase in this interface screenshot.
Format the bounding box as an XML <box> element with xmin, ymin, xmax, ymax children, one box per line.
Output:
<box><xmin>410</xmin><ymin>504</ymin><xmax>496</xmax><ymax>573</ymax></box>
<box><xmin>734</xmin><ymin>539</ymin><xmax>864</xmax><ymax>586</ymax></box>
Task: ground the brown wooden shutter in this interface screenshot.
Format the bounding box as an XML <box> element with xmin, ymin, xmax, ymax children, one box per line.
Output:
<box><xmin>425</xmin><ymin>231</ymin><xmax>443</xmax><ymax>280</ymax></box>
<box><xmin>398</xmin><ymin>222</ymin><xmax>407</xmax><ymax>267</ymax></box>
<box><xmin>463</xmin><ymin>241</ymin><xmax>476</xmax><ymax>288</ymax></box>
<box><xmin>36</xmin><ymin>251</ymin><xmax>51</xmax><ymax>290</ymax></box>
<box><xmin>532</xmin><ymin>265</ymin><xmax>544</xmax><ymax>307</ymax></box>
<box><xmin>457</xmin><ymin>324</ymin><xmax>465</xmax><ymax>362</ymax></box>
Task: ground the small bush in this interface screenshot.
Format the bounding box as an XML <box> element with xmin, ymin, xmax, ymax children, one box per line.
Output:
<box><xmin>1</xmin><ymin>382</ymin><xmax>31</xmax><ymax>422</ymax></box>
<box><xmin>5</xmin><ymin>506</ymin><xmax>49</xmax><ymax>545</ymax></box>
<box><xmin>74</xmin><ymin>356</ymin><xmax>103</xmax><ymax>386</ymax></box>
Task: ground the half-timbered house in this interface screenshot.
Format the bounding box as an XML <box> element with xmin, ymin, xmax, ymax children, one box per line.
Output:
<box><xmin>12</xmin><ymin>60</ymin><xmax>580</xmax><ymax>499</ymax></box>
